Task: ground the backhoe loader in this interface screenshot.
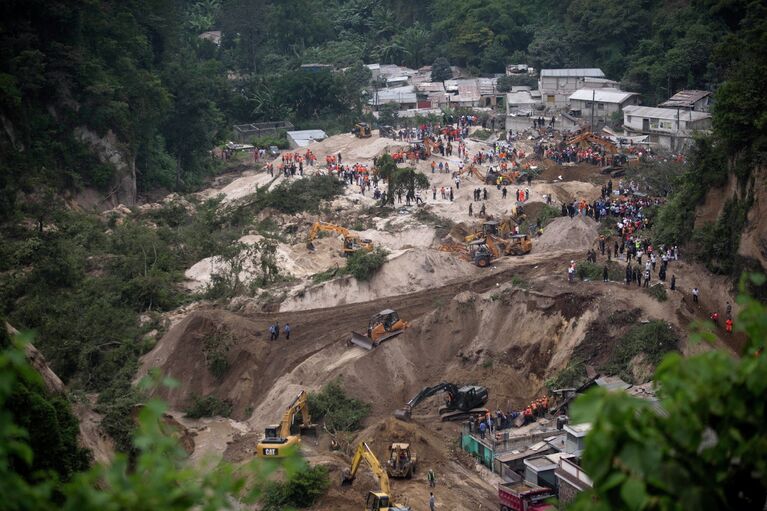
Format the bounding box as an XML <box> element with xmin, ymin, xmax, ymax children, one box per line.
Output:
<box><xmin>394</xmin><ymin>382</ymin><xmax>489</xmax><ymax>421</ymax></box>
<box><xmin>256</xmin><ymin>390</ymin><xmax>316</xmax><ymax>458</ymax></box>
<box><xmin>342</xmin><ymin>442</ymin><xmax>411</xmax><ymax>511</ymax></box>
<box><xmin>350</xmin><ymin>309</ymin><xmax>408</xmax><ymax>350</ymax></box>
<box><xmin>386</xmin><ymin>443</ymin><xmax>417</xmax><ymax>479</ymax></box>
<box><xmin>307</xmin><ymin>221</ymin><xmax>374</xmax><ymax>256</ymax></box>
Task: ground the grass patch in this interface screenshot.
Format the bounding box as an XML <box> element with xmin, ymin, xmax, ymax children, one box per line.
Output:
<box><xmin>308</xmin><ymin>378</ymin><xmax>371</xmax><ymax>432</ymax></box>
<box><xmin>645</xmin><ymin>283</ymin><xmax>668</xmax><ymax>302</ymax></box>
<box><xmin>576</xmin><ymin>261</ymin><xmax>624</xmax><ymax>281</ymax></box>
<box><xmin>536</xmin><ymin>204</ymin><xmax>561</xmax><ymax>228</ymax></box>
<box><xmin>184</xmin><ymin>395</ymin><xmax>233</xmax><ymax>418</ymax></box>
<box><xmin>250</xmin><ymin>175</ymin><xmax>345</xmax><ymax>214</ymax></box>
<box><xmin>311</xmin><ymin>267</ymin><xmax>341</xmax><ymax>283</ymax></box>
<box><xmin>472</xmin><ymin>129</ymin><xmax>493</xmax><ymax>140</ymax></box>
<box><xmin>262</xmin><ymin>465</ymin><xmax>330</xmax><ymax>511</ymax></box>
<box><xmin>511</xmin><ymin>275</ymin><xmax>530</xmax><ymax>289</ymax></box>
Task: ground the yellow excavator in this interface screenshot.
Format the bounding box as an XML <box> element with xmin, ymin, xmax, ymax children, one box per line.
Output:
<box><xmin>342</xmin><ymin>442</ymin><xmax>411</xmax><ymax>511</ymax></box>
<box><xmin>256</xmin><ymin>390</ymin><xmax>316</xmax><ymax>458</ymax></box>
<box><xmin>307</xmin><ymin>221</ymin><xmax>374</xmax><ymax>256</ymax></box>
<box><xmin>566</xmin><ymin>131</ymin><xmax>618</xmax><ymax>154</ymax></box>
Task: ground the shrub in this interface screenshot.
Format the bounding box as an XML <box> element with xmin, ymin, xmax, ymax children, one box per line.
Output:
<box><xmin>472</xmin><ymin>129</ymin><xmax>492</xmax><ymax>140</ymax></box>
<box><xmin>308</xmin><ymin>378</ymin><xmax>371</xmax><ymax>432</ymax></box>
<box><xmin>604</xmin><ymin>321</ymin><xmax>679</xmax><ymax>381</ymax></box>
<box><xmin>344</xmin><ymin>248</ymin><xmax>388</xmax><ymax>281</ymax></box>
<box><xmin>536</xmin><ymin>204</ymin><xmax>560</xmax><ymax>228</ymax></box>
<box><xmin>256</xmin><ymin>175</ymin><xmax>345</xmax><ymax>214</ymax></box>
<box><xmin>645</xmin><ymin>283</ymin><xmax>668</xmax><ymax>302</ymax></box>
<box><xmin>262</xmin><ymin>465</ymin><xmax>330</xmax><ymax>511</ymax></box>
<box><xmin>576</xmin><ymin>261</ymin><xmax>623</xmax><ymax>281</ymax></box>
<box><xmin>184</xmin><ymin>395</ymin><xmax>233</xmax><ymax>419</ymax></box>
<box><xmin>546</xmin><ymin>360</ymin><xmax>588</xmax><ymax>391</ymax></box>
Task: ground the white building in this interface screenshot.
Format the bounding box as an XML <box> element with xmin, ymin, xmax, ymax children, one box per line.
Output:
<box><xmin>368</xmin><ymin>85</ymin><xmax>417</xmax><ymax>111</ymax></box>
<box><xmin>623</xmin><ymin>105</ymin><xmax>712</xmax><ymax>150</ymax></box>
<box><xmin>539</xmin><ymin>68</ymin><xmax>606</xmax><ymax>107</ymax></box>
<box><xmin>568</xmin><ymin>88</ymin><xmax>640</xmax><ymax>124</ymax></box>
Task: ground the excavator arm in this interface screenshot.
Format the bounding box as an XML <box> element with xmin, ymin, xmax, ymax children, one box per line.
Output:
<box><xmin>343</xmin><ymin>442</ymin><xmax>391</xmax><ymax>496</ymax></box>
<box><xmin>277</xmin><ymin>390</ymin><xmax>315</xmax><ymax>438</ymax></box>
<box><xmin>394</xmin><ymin>383</ymin><xmax>458</xmax><ymax>420</ymax></box>
<box><xmin>307</xmin><ymin>221</ymin><xmax>372</xmax><ymax>254</ymax></box>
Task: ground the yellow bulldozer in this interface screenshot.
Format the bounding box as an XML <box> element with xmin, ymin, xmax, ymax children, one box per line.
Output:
<box><xmin>307</xmin><ymin>221</ymin><xmax>374</xmax><ymax>256</ymax></box>
<box><xmin>256</xmin><ymin>390</ymin><xmax>316</xmax><ymax>458</ymax></box>
<box><xmin>342</xmin><ymin>442</ymin><xmax>411</xmax><ymax>511</ymax></box>
<box><xmin>350</xmin><ymin>309</ymin><xmax>408</xmax><ymax>350</ymax></box>
<box><xmin>352</xmin><ymin>122</ymin><xmax>372</xmax><ymax>138</ymax></box>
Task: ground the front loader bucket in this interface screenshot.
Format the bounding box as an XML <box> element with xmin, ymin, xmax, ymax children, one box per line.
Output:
<box><xmin>350</xmin><ymin>331</ymin><xmax>374</xmax><ymax>350</ymax></box>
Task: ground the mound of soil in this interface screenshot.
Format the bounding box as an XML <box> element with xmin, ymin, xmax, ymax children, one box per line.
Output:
<box><xmin>279</xmin><ymin>248</ymin><xmax>479</xmax><ymax>312</ymax></box>
<box><xmin>532</xmin><ymin>216</ymin><xmax>599</xmax><ymax>254</ymax></box>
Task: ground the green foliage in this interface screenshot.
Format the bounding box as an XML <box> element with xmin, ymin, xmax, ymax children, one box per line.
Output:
<box><xmin>262</xmin><ymin>465</ymin><xmax>330</xmax><ymax>511</ymax></box>
<box><xmin>184</xmin><ymin>395</ymin><xmax>233</xmax><ymax>419</ymax></box>
<box><xmin>430</xmin><ymin>57</ymin><xmax>452</xmax><ymax>82</ymax></box>
<box><xmin>472</xmin><ymin>129</ymin><xmax>492</xmax><ymax>140</ymax></box>
<box><xmin>569</xmin><ymin>276</ymin><xmax>767</xmax><ymax>511</ymax></box>
<box><xmin>308</xmin><ymin>378</ymin><xmax>371</xmax><ymax>432</ymax></box>
<box><xmin>251</xmin><ymin>132</ymin><xmax>290</xmax><ymax>150</ymax></box>
<box><xmin>536</xmin><ymin>204</ymin><xmax>561</xmax><ymax>228</ymax></box>
<box><xmin>251</xmin><ymin>175</ymin><xmax>345</xmax><ymax>214</ymax></box>
<box><xmin>546</xmin><ymin>360</ymin><xmax>588</xmax><ymax>391</ymax></box>
<box><xmin>603</xmin><ymin>320</ymin><xmax>679</xmax><ymax>382</ymax></box>
<box><xmin>344</xmin><ymin>248</ymin><xmax>388</xmax><ymax>281</ymax></box>
<box><xmin>576</xmin><ymin>261</ymin><xmax>623</xmax><ymax>282</ymax></box>
<box><xmin>644</xmin><ymin>283</ymin><xmax>668</xmax><ymax>302</ymax></box>
<box><xmin>496</xmin><ymin>74</ymin><xmax>537</xmax><ymax>93</ymax></box>
<box><xmin>0</xmin><ymin>328</ymin><xmax>91</xmax><ymax>483</ymax></box>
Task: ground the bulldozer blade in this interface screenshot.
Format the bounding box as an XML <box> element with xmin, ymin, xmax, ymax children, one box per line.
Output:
<box><xmin>393</xmin><ymin>408</ymin><xmax>412</xmax><ymax>421</ymax></box>
<box><xmin>350</xmin><ymin>331</ymin><xmax>374</xmax><ymax>350</ymax></box>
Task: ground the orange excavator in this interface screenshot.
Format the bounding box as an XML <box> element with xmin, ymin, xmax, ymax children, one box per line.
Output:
<box><xmin>566</xmin><ymin>131</ymin><xmax>618</xmax><ymax>154</ymax></box>
<box><xmin>307</xmin><ymin>221</ymin><xmax>374</xmax><ymax>256</ymax></box>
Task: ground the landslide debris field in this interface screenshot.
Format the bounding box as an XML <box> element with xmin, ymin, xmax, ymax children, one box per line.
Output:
<box><xmin>133</xmin><ymin>130</ymin><xmax>737</xmax><ymax>511</ymax></box>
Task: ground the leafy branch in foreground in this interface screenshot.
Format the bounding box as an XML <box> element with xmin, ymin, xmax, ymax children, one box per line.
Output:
<box><xmin>568</xmin><ymin>274</ymin><xmax>767</xmax><ymax>511</ymax></box>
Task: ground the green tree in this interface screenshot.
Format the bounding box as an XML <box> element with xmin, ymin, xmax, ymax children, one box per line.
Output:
<box><xmin>430</xmin><ymin>57</ymin><xmax>452</xmax><ymax>82</ymax></box>
<box><xmin>569</xmin><ymin>274</ymin><xmax>767</xmax><ymax>511</ymax></box>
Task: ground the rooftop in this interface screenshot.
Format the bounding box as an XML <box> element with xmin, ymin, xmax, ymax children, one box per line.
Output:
<box><xmin>569</xmin><ymin>88</ymin><xmax>638</xmax><ymax>104</ymax></box>
<box><xmin>659</xmin><ymin>89</ymin><xmax>711</xmax><ymax>108</ymax></box>
<box><xmin>563</xmin><ymin>423</ymin><xmax>591</xmax><ymax>437</ymax></box>
<box><xmin>286</xmin><ymin>129</ymin><xmax>327</xmax><ymax>147</ymax></box>
<box><xmin>623</xmin><ymin>105</ymin><xmax>712</xmax><ymax>122</ymax></box>
<box><xmin>541</xmin><ymin>68</ymin><xmax>605</xmax><ymax>78</ymax></box>
<box><xmin>595</xmin><ymin>375</ymin><xmax>632</xmax><ymax>391</ymax></box>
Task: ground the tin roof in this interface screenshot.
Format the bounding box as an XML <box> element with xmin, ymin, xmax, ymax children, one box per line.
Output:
<box><xmin>659</xmin><ymin>89</ymin><xmax>711</xmax><ymax>108</ymax></box>
<box><xmin>541</xmin><ymin>68</ymin><xmax>605</xmax><ymax>78</ymax></box>
<box><xmin>569</xmin><ymin>88</ymin><xmax>638</xmax><ymax>104</ymax></box>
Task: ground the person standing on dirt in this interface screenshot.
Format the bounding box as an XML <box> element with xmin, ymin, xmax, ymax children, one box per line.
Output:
<box><xmin>479</xmin><ymin>420</ymin><xmax>487</xmax><ymax>439</ymax></box>
<box><xmin>726</xmin><ymin>301</ymin><xmax>732</xmax><ymax>320</ymax></box>
<box><xmin>568</xmin><ymin>261</ymin><xmax>575</xmax><ymax>283</ymax></box>
<box><xmin>427</xmin><ymin>468</ymin><xmax>436</xmax><ymax>488</ymax></box>
<box><xmin>469</xmin><ymin>203</ymin><xmax>473</xmax><ymax>216</ymax></box>
<box><xmin>274</xmin><ymin>321</ymin><xmax>280</xmax><ymax>340</ymax></box>
<box><xmin>692</xmin><ymin>287</ymin><xmax>699</xmax><ymax>304</ymax></box>
<box><xmin>502</xmin><ymin>187</ymin><xmax>507</xmax><ymax>199</ymax></box>
<box><xmin>449</xmin><ymin>187</ymin><xmax>454</xmax><ymax>202</ymax></box>
<box><xmin>284</xmin><ymin>323</ymin><xmax>291</xmax><ymax>340</ymax></box>
<box><xmin>643</xmin><ymin>269</ymin><xmax>651</xmax><ymax>288</ymax></box>
<box><xmin>429</xmin><ymin>492</ymin><xmax>436</xmax><ymax>511</ymax></box>
<box><xmin>603</xmin><ymin>265</ymin><xmax>609</xmax><ymax>282</ymax></box>
<box><xmin>269</xmin><ymin>324</ymin><xmax>276</xmax><ymax>341</ymax></box>
<box><xmin>671</xmin><ymin>274</ymin><xmax>676</xmax><ymax>291</ymax></box>
<box><xmin>483</xmin><ymin>187</ymin><xmax>488</xmax><ymax>200</ymax></box>
<box><xmin>625</xmin><ymin>264</ymin><xmax>632</xmax><ymax>285</ymax></box>
<box><xmin>726</xmin><ymin>318</ymin><xmax>733</xmax><ymax>334</ymax></box>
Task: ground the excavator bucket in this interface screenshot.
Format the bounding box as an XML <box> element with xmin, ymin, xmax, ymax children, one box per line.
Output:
<box><xmin>393</xmin><ymin>407</ymin><xmax>412</xmax><ymax>421</ymax></box>
<box><xmin>300</xmin><ymin>423</ymin><xmax>318</xmax><ymax>437</ymax></box>
<box><xmin>350</xmin><ymin>331</ymin><xmax>375</xmax><ymax>350</ymax></box>
<box><xmin>306</xmin><ymin>241</ymin><xmax>316</xmax><ymax>252</ymax></box>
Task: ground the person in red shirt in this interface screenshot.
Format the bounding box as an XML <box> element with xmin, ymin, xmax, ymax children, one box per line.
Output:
<box><xmin>725</xmin><ymin>318</ymin><xmax>733</xmax><ymax>334</ymax></box>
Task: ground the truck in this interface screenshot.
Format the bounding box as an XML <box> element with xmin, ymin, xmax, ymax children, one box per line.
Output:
<box><xmin>498</xmin><ymin>481</ymin><xmax>555</xmax><ymax>511</ymax></box>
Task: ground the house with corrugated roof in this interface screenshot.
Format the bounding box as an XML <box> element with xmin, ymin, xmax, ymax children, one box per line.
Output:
<box><xmin>623</xmin><ymin>105</ymin><xmax>712</xmax><ymax>150</ymax></box>
<box><xmin>568</xmin><ymin>88</ymin><xmax>640</xmax><ymax>124</ymax></box>
<box><xmin>539</xmin><ymin>68</ymin><xmax>606</xmax><ymax>107</ymax></box>
<box><xmin>659</xmin><ymin>89</ymin><xmax>712</xmax><ymax>112</ymax></box>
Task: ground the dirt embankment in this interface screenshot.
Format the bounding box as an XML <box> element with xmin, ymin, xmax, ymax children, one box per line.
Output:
<box><xmin>532</xmin><ymin>216</ymin><xmax>599</xmax><ymax>254</ymax></box>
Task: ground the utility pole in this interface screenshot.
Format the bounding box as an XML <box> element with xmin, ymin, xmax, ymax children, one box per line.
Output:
<box><xmin>590</xmin><ymin>89</ymin><xmax>595</xmax><ymax>131</ymax></box>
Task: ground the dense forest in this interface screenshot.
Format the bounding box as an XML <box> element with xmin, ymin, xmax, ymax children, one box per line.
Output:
<box><xmin>0</xmin><ymin>0</ymin><xmax>766</xmax><ymax>503</ymax></box>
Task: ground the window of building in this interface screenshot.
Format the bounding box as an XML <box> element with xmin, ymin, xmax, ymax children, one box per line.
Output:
<box><xmin>597</xmin><ymin>103</ymin><xmax>604</xmax><ymax>110</ymax></box>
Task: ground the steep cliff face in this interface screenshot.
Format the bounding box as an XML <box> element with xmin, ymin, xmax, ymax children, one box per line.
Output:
<box><xmin>738</xmin><ymin>166</ymin><xmax>767</xmax><ymax>272</ymax></box>
<box><xmin>74</xmin><ymin>127</ymin><xmax>136</xmax><ymax>210</ymax></box>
